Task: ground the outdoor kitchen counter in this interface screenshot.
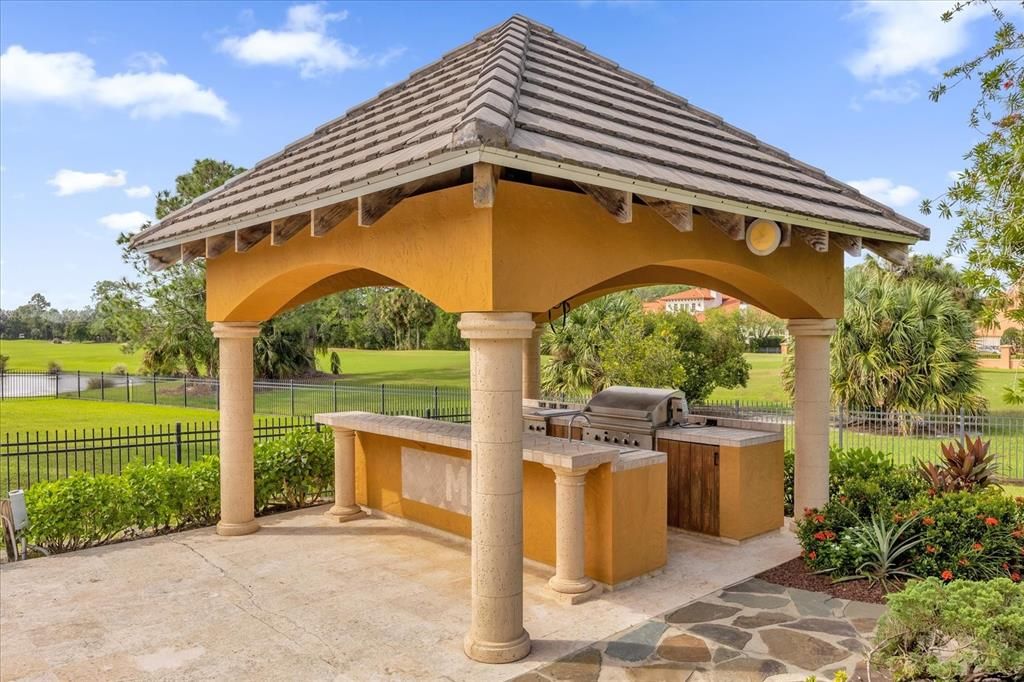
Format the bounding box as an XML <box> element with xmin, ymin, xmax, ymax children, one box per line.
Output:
<box><xmin>654</xmin><ymin>425</ymin><xmax>783</xmax><ymax>447</ymax></box>
<box><xmin>314</xmin><ymin>411</ymin><xmax>668</xmax><ymax>587</ymax></box>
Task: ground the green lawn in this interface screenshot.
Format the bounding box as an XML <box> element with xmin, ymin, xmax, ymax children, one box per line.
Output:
<box><xmin>1</xmin><ymin>340</ymin><xmax>145</xmax><ymax>373</ymax></box>
<box><xmin>1</xmin><ymin>399</ymin><xmax>221</xmax><ymax>435</ymax></box>
<box><xmin>316</xmin><ymin>348</ymin><xmax>470</xmax><ymax>386</ymax></box>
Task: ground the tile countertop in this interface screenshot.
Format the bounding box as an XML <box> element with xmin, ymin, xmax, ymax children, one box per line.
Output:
<box><xmin>314</xmin><ymin>411</ymin><xmax>665</xmax><ymax>473</ymax></box>
<box><xmin>655</xmin><ymin>425</ymin><xmax>783</xmax><ymax>448</ymax></box>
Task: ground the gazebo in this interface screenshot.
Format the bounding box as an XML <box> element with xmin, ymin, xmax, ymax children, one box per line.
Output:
<box><xmin>130</xmin><ymin>15</ymin><xmax>928</xmax><ymax>664</ymax></box>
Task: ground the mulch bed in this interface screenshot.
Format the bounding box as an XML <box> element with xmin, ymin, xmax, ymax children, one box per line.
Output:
<box><xmin>756</xmin><ymin>557</ymin><xmax>892</xmax><ymax>604</ymax></box>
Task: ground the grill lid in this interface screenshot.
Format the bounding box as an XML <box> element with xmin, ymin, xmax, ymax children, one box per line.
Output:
<box><xmin>583</xmin><ymin>386</ymin><xmax>682</xmax><ymax>421</ymax></box>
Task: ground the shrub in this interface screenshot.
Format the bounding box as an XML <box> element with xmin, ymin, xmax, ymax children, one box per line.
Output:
<box><xmin>329</xmin><ymin>351</ymin><xmax>341</xmax><ymax>375</ymax></box>
<box><xmin>253</xmin><ymin>428</ymin><xmax>333</xmax><ymax>511</ymax></box>
<box><xmin>24</xmin><ymin>473</ymin><xmax>133</xmax><ymax>552</ymax></box>
<box><xmin>46</xmin><ymin>360</ymin><xmax>62</xmax><ymax>374</ymax></box>
<box><xmin>111</xmin><ymin>363</ymin><xmax>128</xmax><ymax>376</ymax></box>
<box><xmin>86</xmin><ymin>375</ymin><xmax>116</xmax><ymax>390</ymax></box>
<box><xmin>832</xmin><ymin>514</ymin><xmax>922</xmax><ymax>590</ymax></box>
<box><xmin>0</xmin><ymin>354</ymin><xmax>8</xmax><ymax>373</ymax></box>
<box><xmin>873</xmin><ymin>578</ymin><xmax>1024</xmax><ymax>681</ymax></box>
<box><xmin>917</xmin><ymin>436</ymin><xmax>1001</xmax><ymax>494</ymax></box>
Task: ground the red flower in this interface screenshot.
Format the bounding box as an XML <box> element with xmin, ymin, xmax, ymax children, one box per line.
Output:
<box><xmin>813</xmin><ymin>514</ymin><xmax>825</xmax><ymax>524</ymax></box>
<box><xmin>1005</xmin><ymin>80</ymin><xmax>1015</xmax><ymax>90</ymax></box>
<box><xmin>985</xmin><ymin>517</ymin><xmax>999</xmax><ymax>526</ymax></box>
<box><xmin>1011</xmin><ymin>529</ymin><xmax>1023</xmax><ymax>539</ymax></box>
<box><xmin>894</xmin><ymin>513</ymin><xmax>904</xmax><ymax>522</ymax></box>
<box><xmin>972</xmin><ymin>543</ymin><xmax>984</xmax><ymax>552</ymax></box>
<box><xmin>803</xmin><ymin>508</ymin><xmax>813</xmax><ymax>519</ymax></box>
<box><xmin>1003</xmin><ymin>562</ymin><xmax>1010</xmax><ymax>571</ymax></box>
<box><xmin>808</xmin><ymin>551</ymin><xmax>817</xmax><ymax>560</ymax></box>
<box><xmin>1012</xmin><ymin>572</ymin><xmax>1022</xmax><ymax>583</ymax></box>
<box><xmin>922</xmin><ymin>517</ymin><xmax>935</xmax><ymax>526</ymax></box>
<box><xmin>926</xmin><ymin>545</ymin><xmax>937</xmax><ymax>554</ymax></box>
<box><xmin>941</xmin><ymin>569</ymin><xmax>954</xmax><ymax>581</ymax></box>
<box><xmin>959</xmin><ymin>558</ymin><xmax>970</xmax><ymax>566</ymax></box>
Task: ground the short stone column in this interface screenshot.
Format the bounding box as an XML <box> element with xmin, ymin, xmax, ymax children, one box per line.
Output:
<box><xmin>458</xmin><ymin>312</ymin><xmax>535</xmax><ymax>664</ymax></box>
<box><xmin>522</xmin><ymin>327</ymin><xmax>542</xmax><ymax>400</ymax></box>
<box><xmin>787</xmin><ymin>318</ymin><xmax>837</xmax><ymax>515</ymax></box>
<box><xmin>212</xmin><ymin>322</ymin><xmax>261</xmax><ymax>537</ymax></box>
<box><xmin>546</xmin><ymin>466</ymin><xmax>601</xmax><ymax>604</ymax></box>
<box><xmin>326</xmin><ymin>427</ymin><xmax>365</xmax><ymax>522</ymax></box>
<box><xmin>1000</xmin><ymin>344</ymin><xmax>1012</xmax><ymax>369</ymax></box>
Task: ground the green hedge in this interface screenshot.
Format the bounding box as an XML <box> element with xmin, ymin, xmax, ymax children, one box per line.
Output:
<box><xmin>23</xmin><ymin>427</ymin><xmax>333</xmax><ymax>553</ymax></box>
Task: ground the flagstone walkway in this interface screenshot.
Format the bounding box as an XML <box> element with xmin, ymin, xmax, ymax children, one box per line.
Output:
<box><xmin>520</xmin><ymin>578</ymin><xmax>887</xmax><ymax>681</ymax></box>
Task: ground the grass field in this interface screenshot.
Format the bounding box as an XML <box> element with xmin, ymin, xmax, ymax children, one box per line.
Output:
<box><xmin>1</xmin><ymin>340</ymin><xmax>145</xmax><ymax>373</ymax></box>
<box><xmin>2</xmin><ymin>399</ymin><xmax>220</xmax><ymax>434</ymax></box>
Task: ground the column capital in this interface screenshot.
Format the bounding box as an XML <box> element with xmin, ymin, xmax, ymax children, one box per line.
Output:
<box><xmin>458</xmin><ymin>312</ymin><xmax>535</xmax><ymax>340</ymax></box>
<box><xmin>212</xmin><ymin>321</ymin><xmax>262</xmax><ymax>339</ymax></box>
<box><xmin>787</xmin><ymin>318</ymin><xmax>837</xmax><ymax>338</ymax></box>
<box><xmin>547</xmin><ymin>465</ymin><xmax>596</xmax><ymax>482</ymax></box>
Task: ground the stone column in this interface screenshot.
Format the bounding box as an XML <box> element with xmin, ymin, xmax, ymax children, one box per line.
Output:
<box><xmin>458</xmin><ymin>312</ymin><xmax>535</xmax><ymax>664</ymax></box>
<box><xmin>325</xmin><ymin>427</ymin><xmax>366</xmax><ymax>522</ymax></box>
<box><xmin>546</xmin><ymin>466</ymin><xmax>601</xmax><ymax>604</ymax></box>
<box><xmin>212</xmin><ymin>322</ymin><xmax>261</xmax><ymax>537</ymax></box>
<box><xmin>787</xmin><ymin>319</ymin><xmax>836</xmax><ymax>515</ymax></box>
<box><xmin>522</xmin><ymin>327</ymin><xmax>542</xmax><ymax>400</ymax></box>
<box><xmin>1000</xmin><ymin>344</ymin><xmax>1012</xmax><ymax>370</ymax></box>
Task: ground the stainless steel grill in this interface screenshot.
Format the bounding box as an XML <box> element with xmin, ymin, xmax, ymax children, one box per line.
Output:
<box><xmin>581</xmin><ymin>386</ymin><xmax>685</xmax><ymax>449</ymax></box>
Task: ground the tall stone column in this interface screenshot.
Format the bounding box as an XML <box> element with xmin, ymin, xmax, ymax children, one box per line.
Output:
<box><xmin>522</xmin><ymin>327</ymin><xmax>542</xmax><ymax>400</ymax></box>
<box><xmin>458</xmin><ymin>312</ymin><xmax>535</xmax><ymax>664</ymax></box>
<box><xmin>212</xmin><ymin>322</ymin><xmax>261</xmax><ymax>537</ymax></box>
<box><xmin>787</xmin><ymin>319</ymin><xmax>837</xmax><ymax>515</ymax></box>
<box><xmin>326</xmin><ymin>427</ymin><xmax>366</xmax><ymax>522</ymax></box>
<box><xmin>546</xmin><ymin>466</ymin><xmax>601</xmax><ymax>604</ymax></box>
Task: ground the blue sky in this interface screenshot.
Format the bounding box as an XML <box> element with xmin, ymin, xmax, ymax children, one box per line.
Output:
<box><xmin>0</xmin><ymin>0</ymin><xmax>1010</xmax><ymax>309</ymax></box>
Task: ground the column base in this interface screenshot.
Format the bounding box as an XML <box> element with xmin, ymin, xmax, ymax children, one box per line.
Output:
<box><xmin>463</xmin><ymin>629</ymin><xmax>531</xmax><ymax>664</ymax></box>
<box><xmin>216</xmin><ymin>519</ymin><xmax>260</xmax><ymax>537</ymax></box>
<box><xmin>547</xmin><ymin>581</ymin><xmax>603</xmax><ymax>605</ymax></box>
<box><xmin>324</xmin><ymin>504</ymin><xmax>366</xmax><ymax>523</ymax></box>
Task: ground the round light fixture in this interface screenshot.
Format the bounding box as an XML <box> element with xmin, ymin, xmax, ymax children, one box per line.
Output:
<box><xmin>745</xmin><ymin>218</ymin><xmax>782</xmax><ymax>256</ymax></box>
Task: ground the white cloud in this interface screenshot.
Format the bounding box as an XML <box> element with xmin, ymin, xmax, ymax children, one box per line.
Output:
<box><xmin>48</xmin><ymin>169</ymin><xmax>126</xmax><ymax>196</ymax></box>
<box><xmin>126</xmin><ymin>51</ymin><xmax>167</xmax><ymax>71</ymax></box>
<box><xmin>124</xmin><ymin>185</ymin><xmax>152</xmax><ymax>198</ymax></box>
<box><xmin>847</xmin><ymin>177</ymin><xmax>921</xmax><ymax>207</ymax></box>
<box><xmin>0</xmin><ymin>45</ymin><xmax>231</xmax><ymax>121</ymax></box>
<box><xmin>863</xmin><ymin>81</ymin><xmax>920</xmax><ymax>104</ymax></box>
<box><xmin>845</xmin><ymin>1</ymin><xmax>986</xmax><ymax>80</ymax></box>
<box><xmin>219</xmin><ymin>3</ymin><xmax>402</xmax><ymax>78</ymax></box>
<box><xmin>98</xmin><ymin>211</ymin><xmax>151</xmax><ymax>232</ymax></box>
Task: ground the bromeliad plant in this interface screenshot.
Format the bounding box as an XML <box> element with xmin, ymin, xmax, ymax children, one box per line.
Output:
<box><xmin>917</xmin><ymin>436</ymin><xmax>1001</xmax><ymax>494</ymax></box>
<box><xmin>830</xmin><ymin>512</ymin><xmax>923</xmax><ymax>591</ymax></box>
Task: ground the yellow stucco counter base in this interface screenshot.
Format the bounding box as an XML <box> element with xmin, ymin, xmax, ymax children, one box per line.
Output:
<box><xmin>314</xmin><ymin>412</ymin><xmax>667</xmax><ymax>587</ymax></box>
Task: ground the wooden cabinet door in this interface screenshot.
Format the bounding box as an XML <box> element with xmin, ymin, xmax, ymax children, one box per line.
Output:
<box><xmin>659</xmin><ymin>440</ymin><xmax>719</xmax><ymax>535</ymax></box>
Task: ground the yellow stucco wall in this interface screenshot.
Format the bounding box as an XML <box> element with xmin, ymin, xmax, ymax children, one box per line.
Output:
<box><xmin>717</xmin><ymin>441</ymin><xmax>785</xmax><ymax>541</ymax></box>
<box><xmin>206</xmin><ymin>182</ymin><xmax>844</xmax><ymax>322</ymax></box>
<box><xmin>352</xmin><ymin>432</ymin><xmax>666</xmax><ymax>586</ymax></box>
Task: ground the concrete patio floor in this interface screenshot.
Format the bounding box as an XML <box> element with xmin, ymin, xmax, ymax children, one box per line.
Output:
<box><xmin>1</xmin><ymin>505</ymin><xmax>802</xmax><ymax>681</ymax></box>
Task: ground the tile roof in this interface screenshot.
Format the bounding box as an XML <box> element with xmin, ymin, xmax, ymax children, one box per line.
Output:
<box><xmin>131</xmin><ymin>15</ymin><xmax>929</xmax><ymax>250</ymax></box>
<box><xmin>661</xmin><ymin>288</ymin><xmax>716</xmax><ymax>301</ymax></box>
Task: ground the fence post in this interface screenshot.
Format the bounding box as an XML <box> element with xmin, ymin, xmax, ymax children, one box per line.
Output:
<box><xmin>183</xmin><ymin>375</ymin><xmax>188</xmax><ymax>408</ymax></box>
<box><xmin>175</xmin><ymin>422</ymin><xmax>182</xmax><ymax>464</ymax></box>
<box><xmin>101</xmin><ymin>372</ymin><xmax>105</xmax><ymax>401</ymax></box>
<box><xmin>380</xmin><ymin>383</ymin><xmax>386</xmax><ymax>415</ymax></box>
<box><xmin>434</xmin><ymin>386</ymin><xmax>439</xmax><ymax>419</ymax></box>
<box><xmin>126</xmin><ymin>373</ymin><xmax>131</xmax><ymax>403</ymax></box>
<box><xmin>77</xmin><ymin>370</ymin><xmax>81</xmax><ymax>399</ymax></box>
<box><xmin>290</xmin><ymin>379</ymin><xmax>295</xmax><ymax>417</ymax></box>
<box><xmin>152</xmin><ymin>373</ymin><xmax>157</xmax><ymax>404</ymax></box>
<box><xmin>333</xmin><ymin>382</ymin><xmax>338</xmax><ymax>412</ymax></box>
<box><xmin>55</xmin><ymin>371</ymin><xmax>59</xmax><ymax>398</ymax></box>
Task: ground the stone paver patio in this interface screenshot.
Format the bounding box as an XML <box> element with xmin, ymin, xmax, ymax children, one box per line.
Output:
<box><xmin>0</xmin><ymin>505</ymin><xmax>881</xmax><ymax>681</ymax></box>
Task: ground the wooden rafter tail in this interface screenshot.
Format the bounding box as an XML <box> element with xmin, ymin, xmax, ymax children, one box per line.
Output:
<box><xmin>147</xmin><ymin>245</ymin><xmax>181</xmax><ymax>272</ymax></box>
<box><xmin>864</xmin><ymin>238</ymin><xmax>909</xmax><ymax>267</ymax></box>
<box><xmin>180</xmin><ymin>239</ymin><xmax>206</xmax><ymax>264</ymax></box>
<box><xmin>831</xmin><ymin>233</ymin><xmax>862</xmax><ymax>257</ymax></box>
<box><xmin>472</xmin><ymin>162</ymin><xmax>499</xmax><ymax>208</ymax></box>
<box><xmin>205</xmin><ymin>233</ymin><xmax>234</xmax><ymax>259</ymax></box>
<box><xmin>311</xmin><ymin>199</ymin><xmax>356</xmax><ymax>237</ymax></box>
<box><xmin>234</xmin><ymin>222</ymin><xmax>272</xmax><ymax>253</ymax></box>
<box><xmin>696</xmin><ymin>206</ymin><xmax>744</xmax><ymax>239</ymax></box>
<box><xmin>358</xmin><ymin>179</ymin><xmax>424</xmax><ymax>227</ymax></box>
<box><xmin>575</xmin><ymin>181</ymin><xmax>632</xmax><ymax>223</ymax></box>
<box><xmin>271</xmin><ymin>213</ymin><xmax>311</xmax><ymax>246</ymax></box>
<box><xmin>779</xmin><ymin>222</ymin><xmax>792</xmax><ymax>247</ymax></box>
<box><xmin>640</xmin><ymin>195</ymin><xmax>692</xmax><ymax>232</ymax></box>
<box><xmin>794</xmin><ymin>225</ymin><xmax>829</xmax><ymax>253</ymax></box>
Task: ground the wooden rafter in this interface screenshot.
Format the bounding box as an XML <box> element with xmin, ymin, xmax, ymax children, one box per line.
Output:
<box><xmin>147</xmin><ymin>245</ymin><xmax>181</xmax><ymax>272</ymax></box>
<box><xmin>640</xmin><ymin>195</ymin><xmax>692</xmax><ymax>232</ymax></box>
<box><xmin>864</xmin><ymin>238</ymin><xmax>909</xmax><ymax>267</ymax></box>
<box><xmin>831</xmin><ymin>233</ymin><xmax>862</xmax><ymax>257</ymax></box>
<box><xmin>234</xmin><ymin>222</ymin><xmax>272</xmax><ymax>253</ymax></box>
<box><xmin>779</xmin><ymin>222</ymin><xmax>792</xmax><ymax>247</ymax></box>
<box><xmin>358</xmin><ymin>180</ymin><xmax>424</xmax><ymax>227</ymax></box>
<box><xmin>696</xmin><ymin>207</ymin><xmax>744</xmax><ymax>239</ymax></box>
<box><xmin>311</xmin><ymin>200</ymin><xmax>356</xmax><ymax>237</ymax></box>
<box><xmin>180</xmin><ymin>239</ymin><xmax>206</xmax><ymax>264</ymax></box>
<box><xmin>575</xmin><ymin>182</ymin><xmax>632</xmax><ymax>223</ymax></box>
<box><xmin>473</xmin><ymin>162</ymin><xmax>499</xmax><ymax>208</ymax></box>
<box><xmin>271</xmin><ymin>213</ymin><xmax>310</xmax><ymax>246</ymax></box>
<box><xmin>205</xmin><ymin>233</ymin><xmax>234</xmax><ymax>259</ymax></box>
<box><xmin>794</xmin><ymin>225</ymin><xmax>829</xmax><ymax>253</ymax></box>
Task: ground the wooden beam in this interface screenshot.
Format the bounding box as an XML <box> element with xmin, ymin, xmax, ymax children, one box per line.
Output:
<box><xmin>358</xmin><ymin>180</ymin><xmax>424</xmax><ymax>227</ymax></box>
<box><xmin>147</xmin><ymin>245</ymin><xmax>181</xmax><ymax>272</ymax></box>
<box><xmin>311</xmin><ymin>200</ymin><xmax>356</xmax><ymax>237</ymax></box>
<box><xmin>794</xmin><ymin>225</ymin><xmax>829</xmax><ymax>253</ymax></box>
<box><xmin>180</xmin><ymin>239</ymin><xmax>206</xmax><ymax>264</ymax></box>
<box><xmin>271</xmin><ymin>213</ymin><xmax>310</xmax><ymax>246</ymax></box>
<box><xmin>575</xmin><ymin>182</ymin><xmax>632</xmax><ymax>223</ymax></box>
<box><xmin>640</xmin><ymin>195</ymin><xmax>692</xmax><ymax>232</ymax></box>
<box><xmin>473</xmin><ymin>162</ymin><xmax>499</xmax><ymax>208</ymax></box>
<box><xmin>696</xmin><ymin>207</ymin><xmax>744</xmax><ymax>239</ymax></box>
<box><xmin>831</xmin><ymin>233</ymin><xmax>862</xmax><ymax>257</ymax></box>
<box><xmin>779</xmin><ymin>222</ymin><xmax>792</xmax><ymax>247</ymax></box>
<box><xmin>234</xmin><ymin>222</ymin><xmax>272</xmax><ymax>253</ymax></box>
<box><xmin>205</xmin><ymin>233</ymin><xmax>234</xmax><ymax>259</ymax></box>
<box><xmin>864</xmin><ymin>238</ymin><xmax>909</xmax><ymax>267</ymax></box>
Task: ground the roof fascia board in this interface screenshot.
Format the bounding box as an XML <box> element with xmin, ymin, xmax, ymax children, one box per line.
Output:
<box><xmin>137</xmin><ymin>149</ymin><xmax>483</xmax><ymax>253</ymax></box>
<box><xmin>479</xmin><ymin>147</ymin><xmax>920</xmax><ymax>245</ymax></box>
